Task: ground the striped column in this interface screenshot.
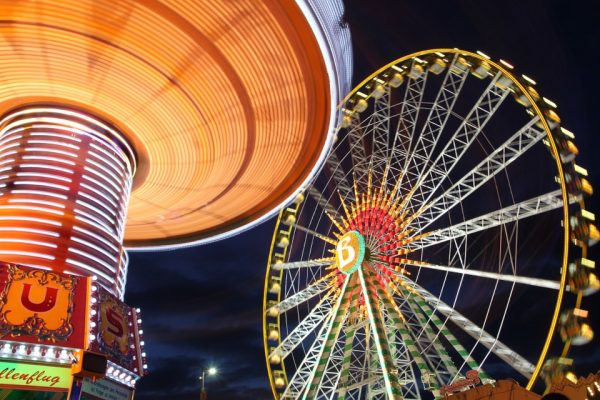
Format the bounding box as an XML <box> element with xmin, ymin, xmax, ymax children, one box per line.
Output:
<box><xmin>0</xmin><ymin>106</ymin><xmax>135</xmax><ymax>298</ymax></box>
<box><xmin>402</xmin><ymin>293</ymin><xmax>458</xmax><ymax>379</ymax></box>
<box><xmin>336</xmin><ymin>282</ymin><xmax>362</xmax><ymax>399</ymax></box>
<box><xmin>377</xmin><ymin>285</ymin><xmax>437</xmax><ymax>393</ymax></box>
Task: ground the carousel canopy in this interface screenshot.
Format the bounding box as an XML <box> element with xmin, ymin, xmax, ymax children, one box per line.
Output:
<box><xmin>0</xmin><ymin>0</ymin><xmax>352</xmax><ymax>249</ymax></box>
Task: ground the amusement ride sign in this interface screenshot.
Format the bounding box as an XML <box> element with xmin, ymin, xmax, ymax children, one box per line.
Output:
<box><xmin>0</xmin><ymin>360</ymin><xmax>71</xmax><ymax>391</ymax></box>
<box><xmin>0</xmin><ymin>262</ymin><xmax>90</xmax><ymax>349</ymax></box>
<box><xmin>90</xmin><ymin>287</ymin><xmax>142</xmax><ymax>375</ymax></box>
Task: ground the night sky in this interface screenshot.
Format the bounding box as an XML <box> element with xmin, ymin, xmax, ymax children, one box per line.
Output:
<box><xmin>125</xmin><ymin>1</ymin><xmax>600</xmax><ymax>399</ymax></box>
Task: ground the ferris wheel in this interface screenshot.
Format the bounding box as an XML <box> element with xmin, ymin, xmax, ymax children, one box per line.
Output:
<box><xmin>263</xmin><ymin>49</ymin><xmax>598</xmax><ymax>400</ymax></box>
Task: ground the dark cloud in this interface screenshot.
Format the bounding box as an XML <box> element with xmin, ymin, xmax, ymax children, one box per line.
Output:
<box><xmin>126</xmin><ymin>222</ymin><xmax>274</xmax><ymax>398</ymax></box>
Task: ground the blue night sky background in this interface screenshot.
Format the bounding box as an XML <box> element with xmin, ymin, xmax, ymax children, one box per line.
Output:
<box><xmin>124</xmin><ymin>1</ymin><xmax>600</xmax><ymax>399</ymax></box>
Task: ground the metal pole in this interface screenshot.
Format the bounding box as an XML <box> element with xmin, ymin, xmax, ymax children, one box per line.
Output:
<box><xmin>200</xmin><ymin>370</ymin><xmax>206</xmax><ymax>400</ymax></box>
<box><xmin>68</xmin><ymin>376</ymin><xmax>84</xmax><ymax>400</ymax></box>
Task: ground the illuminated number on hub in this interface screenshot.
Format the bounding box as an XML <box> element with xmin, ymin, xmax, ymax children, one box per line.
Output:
<box><xmin>335</xmin><ymin>231</ymin><xmax>365</xmax><ymax>274</ymax></box>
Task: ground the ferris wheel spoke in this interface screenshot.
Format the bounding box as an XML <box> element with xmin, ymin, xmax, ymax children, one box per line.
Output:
<box><xmin>369</xmin><ymin>85</ymin><xmax>392</xmax><ymax>179</ymax></box>
<box><xmin>307</xmin><ymin>185</ymin><xmax>340</xmax><ymax>219</ymax></box>
<box><xmin>397</xmin><ymin>276</ymin><xmax>535</xmax><ymax>378</ymax></box>
<box><xmin>392</xmin><ymin>61</ymin><xmax>428</xmax><ymax>194</ymax></box>
<box><xmin>406</xmin><ymin>190</ymin><xmax>563</xmax><ymax>250</ymax></box>
<box><xmin>271</xmin><ymin>279</ymin><xmax>333</xmax><ymax>314</ymax></box>
<box><xmin>412</xmin><ymin>116</ymin><xmax>546</xmax><ymax>231</ymax></box>
<box><xmin>346</xmin><ymin>116</ymin><xmax>370</xmax><ymax>190</ymax></box>
<box><xmin>293</xmin><ymin>224</ymin><xmax>338</xmax><ymax>245</ymax></box>
<box><xmin>327</xmin><ymin>151</ymin><xmax>354</xmax><ymax>202</ymax></box>
<box><xmin>404</xmin><ymin>73</ymin><xmax>510</xmax><ymax>214</ymax></box>
<box><xmin>303</xmin><ymin>275</ymin><xmax>356</xmax><ymax>399</ymax></box>
<box><xmin>400</xmin><ymin>54</ymin><xmax>470</xmax><ymax>191</ymax></box>
<box><xmin>270</xmin><ymin>295</ymin><xmax>335</xmax><ymax>361</ymax></box>
<box><xmin>272</xmin><ymin>258</ymin><xmax>336</xmax><ymax>271</ymax></box>
<box><xmin>282</xmin><ymin>311</ymin><xmax>336</xmax><ymax>399</ymax></box>
<box><xmin>406</xmin><ymin>262</ymin><xmax>561</xmax><ymax>290</ymax></box>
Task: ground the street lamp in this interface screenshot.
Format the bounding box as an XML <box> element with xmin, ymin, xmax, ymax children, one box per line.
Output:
<box><xmin>199</xmin><ymin>367</ymin><xmax>217</xmax><ymax>400</ymax></box>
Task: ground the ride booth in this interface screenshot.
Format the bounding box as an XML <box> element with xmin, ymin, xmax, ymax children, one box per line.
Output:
<box><xmin>0</xmin><ymin>262</ymin><xmax>146</xmax><ymax>399</ymax></box>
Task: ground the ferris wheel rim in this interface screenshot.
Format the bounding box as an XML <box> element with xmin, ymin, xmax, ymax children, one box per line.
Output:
<box><xmin>263</xmin><ymin>48</ymin><xmax>589</xmax><ymax>399</ymax></box>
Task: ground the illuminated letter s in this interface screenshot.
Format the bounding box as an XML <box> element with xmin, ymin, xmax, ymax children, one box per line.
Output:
<box><xmin>106</xmin><ymin>308</ymin><xmax>124</xmax><ymax>337</ymax></box>
<box><xmin>21</xmin><ymin>283</ymin><xmax>58</xmax><ymax>312</ymax></box>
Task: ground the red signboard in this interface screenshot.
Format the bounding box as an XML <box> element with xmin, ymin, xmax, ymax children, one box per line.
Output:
<box><xmin>89</xmin><ymin>287</ymin><xmax>142</xmax><ymax>375</ymax></box>
<box><xmin>0</xmin><ymin>262</ymin><xmax>89</xmax><ymax>349</ymax></box>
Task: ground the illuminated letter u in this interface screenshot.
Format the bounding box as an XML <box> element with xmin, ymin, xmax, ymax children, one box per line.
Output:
<box><xmin>21</xmin><ymin>283</ymin><xmax>58</xmax><ymax>312</ymax></box>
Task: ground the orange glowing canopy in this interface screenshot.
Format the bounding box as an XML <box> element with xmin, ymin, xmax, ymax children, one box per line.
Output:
<box><xmin>0</xmin><ymin>0</ymin><xmax>337</xmax><ymax>248</ymax></box>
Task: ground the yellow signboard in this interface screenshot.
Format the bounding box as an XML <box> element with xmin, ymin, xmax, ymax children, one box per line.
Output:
<box><xmin>0</xmin><ymin>360</ymin><xmax>72</xmax><ymax>391</ymax></box>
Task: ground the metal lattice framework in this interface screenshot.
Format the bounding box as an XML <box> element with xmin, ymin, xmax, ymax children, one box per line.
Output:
<box><xmin>263</xmin><ymin>49</ymin><xmax>598</xmax><ymax>399</ymax></box>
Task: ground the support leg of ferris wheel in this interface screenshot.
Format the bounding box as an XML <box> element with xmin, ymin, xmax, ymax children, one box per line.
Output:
<box><xmin>317</xmin><ymin>283</ymin><xmax>366</xmax><ymax>400</ymax></box>
<box><xmin>337</xmin><ymin>322</ymin><xmax>374</xmax><ymax>400</ymax></box>
<box><xmin>392</xmin><ymin>287</ymin><xmax>452</xmax><ymax>390</ymax></box>
<box><xmin>336</xmin><ymin>283</ymin><xmax>367</xmax><ymax>400</ymax></box>
<box><xmin>367</xmin><ymin>338</ymin><xmax>387</xmax><ymax>400</ymax></box>
<box><xmin>376</xmin><ymin>299</ymin><xmax>421</xmax><ymax>400</ymax></box>
<box><xmin>302</xmin><ymin>275</ymin><xmax>355</xmax><ymax>399</ymax></box>
<box><xmin>380</xmin><ymin>295</ymin><xmax>441</xmax><ymax>398</ymax></box>
<box><xmin>315</xmin><ymin>333</ymin><xmax>347</xmax><ymax>400</ymax></box>
<box><xmin>396</xmin><ymin>275</ymin><xmax>535</xmax><ymax>378</ymax></box>
<box><xmin>395</xmin><ymin>285</ymin><xmax>460</xmax><ymax>383</ymax></box>
<box><xmin>358</xmin><ymin>265</ymin><xmax>404</xmax><ymax>399</ymax></box>
<box><xmin>335</xmin><ymin>324</ymin><xmax>357</xmax><ymax>399</ymax></box>
<box><xmin>370</xmin><ymin>277</ymin><xmax>441</xmax><ymax>396</ymax></box>
<box><xmin>397</xmin><ymin>285</ymin><xmax>492</xmax><ymax>383</ymax></box>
